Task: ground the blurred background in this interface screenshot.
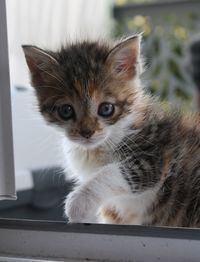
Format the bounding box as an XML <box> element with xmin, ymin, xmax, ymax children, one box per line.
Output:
<box><xmin>1</xmin><ymin>0</ymin><xmax>200</xmax><ymax>222</ymax></box>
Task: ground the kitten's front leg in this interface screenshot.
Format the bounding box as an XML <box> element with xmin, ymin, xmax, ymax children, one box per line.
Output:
<box><xmin>65</xmin><ymin>186</ymin><xmax>100</xmax><ymax>223</ymax></box>
<box><xmin>65</xmin><ymin>164</ymin><xmax>130</xmax><ymax>223</ymax></box>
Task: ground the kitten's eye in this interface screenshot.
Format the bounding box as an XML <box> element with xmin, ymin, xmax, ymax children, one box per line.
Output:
<box><xmin>98</xmin><ymin>102</ymin><xmax>115</xmax><ymax>117</ymax></box>
<box><xmin>57</xmin><ymin>104</ymin><xmax>74</xmax><ymax>120</ymax></box>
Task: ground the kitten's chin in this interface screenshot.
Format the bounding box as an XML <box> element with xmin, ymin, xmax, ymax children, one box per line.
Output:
<box><xmin>68</xmin><ymin>136</ymin><xmax>107</xmax><ymax>150</ymax></box>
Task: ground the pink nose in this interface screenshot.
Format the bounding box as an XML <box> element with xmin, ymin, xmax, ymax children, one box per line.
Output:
<box><xmin>79</xmin><ymin>129</ymin><xmax>95</xmax><ymax>139</ymax></box>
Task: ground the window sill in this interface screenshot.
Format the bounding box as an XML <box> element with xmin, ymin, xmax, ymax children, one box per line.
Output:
<box><xmin>0</xmin><ymin>219</ymin><xmax>200</xmax><ymax>261</ymax></box>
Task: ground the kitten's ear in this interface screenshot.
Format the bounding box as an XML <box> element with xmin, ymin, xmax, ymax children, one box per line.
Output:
<box><xmin>22</xmin><ymin>45</ymin><xmax>59</xmax><ymax>81</ymax></box>
<box><xmin>106</xmin><ymin>35</ymin><xmax>142</xmax><ymax>80</ymax></box>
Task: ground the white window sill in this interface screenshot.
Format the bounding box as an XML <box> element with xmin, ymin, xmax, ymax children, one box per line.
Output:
<box><xmin>0</xmin><ymin>219</ymin><xmax>200</xmax><ymax>262</ymax></box>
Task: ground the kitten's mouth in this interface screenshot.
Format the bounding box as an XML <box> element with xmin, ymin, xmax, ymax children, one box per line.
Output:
<box><xmin>81</xmin><ymin>138</ymin><xmax>93</xmax><ymax>145</ymax></box>
<box><xmin>69</xmin><ymin>135</ymin><xmax>106</xmax><ymax>149</ymax></box>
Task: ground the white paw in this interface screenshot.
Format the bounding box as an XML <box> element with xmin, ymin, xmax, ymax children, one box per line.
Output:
<box><xmin>64</xmin><ymin>188</ymin><xmax>99</xmax><ymax>223</ymax></box>
<box><xmin>98</xmin><ymin>199</ymin><xmax>142</xmax><ymax>225</ymax></box>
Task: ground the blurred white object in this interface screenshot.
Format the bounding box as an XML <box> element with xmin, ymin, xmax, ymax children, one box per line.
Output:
<box><xmin>11</xmin><ymin>87</ymin><xmax>63</xmax><ymax>172</ymax></box>
<box><xmin>6</xmin><ymin>0</ymin><xmax>114</xmax><ymax>88</ymax></box>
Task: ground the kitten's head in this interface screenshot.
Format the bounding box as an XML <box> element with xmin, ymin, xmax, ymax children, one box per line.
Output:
<box><xmin>23</xmin><ymin>35</ymin><xmax>144</xmax><ymax>149</ymax></box>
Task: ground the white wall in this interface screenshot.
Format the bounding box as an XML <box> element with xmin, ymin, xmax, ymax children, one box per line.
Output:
<box><xmin>11</xmin><ymin>87</ymin><xmax>63</xmax><ymax>171</ymax></box>
<box><xmin>6</xmin><ymin>0</ymin><xmax>114</xmax><ymax>88</ymax></box>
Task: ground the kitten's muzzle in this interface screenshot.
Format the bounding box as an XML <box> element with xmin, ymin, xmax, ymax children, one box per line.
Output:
<box><xmin>79</xmin><ymin>129</ymin><xmax>95</xmax><ymax>139</ymax></box>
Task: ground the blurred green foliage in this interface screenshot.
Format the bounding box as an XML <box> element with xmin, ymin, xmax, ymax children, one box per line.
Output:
<box><xmin>114</xmin><ymin>1</ymin><xmax>200</xmax><ymax>111</ymax></box>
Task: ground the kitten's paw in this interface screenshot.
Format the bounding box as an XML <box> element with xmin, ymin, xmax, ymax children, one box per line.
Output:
<box><xmin>98</xmin><ymin>202</ymin><xmax>141</xmax><ymax>225</ymax></box>
<box><xmin>98</xmin><ymin>204</ymin><xmax>123</xmax><ymax>224</ymax></box>
<box><xmin>65</xmin><ymin>188</ymin><xmax>98</xmax><ymax>223</ymax></box>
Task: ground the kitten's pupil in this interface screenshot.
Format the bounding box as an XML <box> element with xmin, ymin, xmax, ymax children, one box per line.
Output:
<box><xmin>58</xmin><ymin>104</ymin><xmax>74</xmax><ymax>120</ymax></box>
<box><xmin>98</xmin><ymin>103</ymin><xmax>115</xmax><ymax>118</ymax></box>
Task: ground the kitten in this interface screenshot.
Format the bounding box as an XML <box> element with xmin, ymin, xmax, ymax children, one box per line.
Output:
<box><xmin>23</xmin><ymin>35</ymin><xmax>200</xmax><ymax>227</ymax></box>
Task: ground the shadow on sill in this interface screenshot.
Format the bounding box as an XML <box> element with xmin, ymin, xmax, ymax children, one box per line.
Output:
<box><xmin>0</xmin><ymin>166</ymin><xmax>73</xmax><ymax>221</ymax></box>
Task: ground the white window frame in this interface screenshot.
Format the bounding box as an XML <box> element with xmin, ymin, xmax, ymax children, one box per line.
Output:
<box><xmin>1</xmin><ymin>0</ymin><xmax>200</xmax><ymax>261</ymax></box>
<box><xmin>0</xmin><ymin>0</ymin><xmax>16</xmax><ymax>200</ymax></box>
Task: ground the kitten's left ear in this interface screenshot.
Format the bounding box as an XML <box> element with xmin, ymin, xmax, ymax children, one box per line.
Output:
<box><xmin>22</xmin><ymin>45</ymin><xmax>59</xmax><ymax>82</ymax></box>
<box><xmin>106</xmin><ymin>34</ymin><xmax>142</xmax><ymax>80</ymax></box>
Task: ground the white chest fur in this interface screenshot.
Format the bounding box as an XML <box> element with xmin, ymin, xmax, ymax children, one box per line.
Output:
<box><xmin>63</xmin><ymin>140</ymin><xmax>113</xmax><ymax>182</ymax></box>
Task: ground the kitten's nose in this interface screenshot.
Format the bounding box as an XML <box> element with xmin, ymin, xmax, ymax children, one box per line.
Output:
<box><xmin>79</xmin><ymin>129</ymin><xmax>95</xmax><ymax>139</ymax></box>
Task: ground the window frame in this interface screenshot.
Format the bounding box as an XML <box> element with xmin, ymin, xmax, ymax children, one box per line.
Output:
<box><xmin>0</xmin><ymin>0</ymin><xmax>16</xmax><ymax>200</ymax></box>
<box><xmin>114</xmin><ymin>0</ymin><xmax>200</xmax><ymax>18</ymax></box>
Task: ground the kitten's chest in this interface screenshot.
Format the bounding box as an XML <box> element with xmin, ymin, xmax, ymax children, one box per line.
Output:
<box><xmin>65</xmin><ymin>146</ymin><xmax>113</xmax><ymax>181</ymax></box>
